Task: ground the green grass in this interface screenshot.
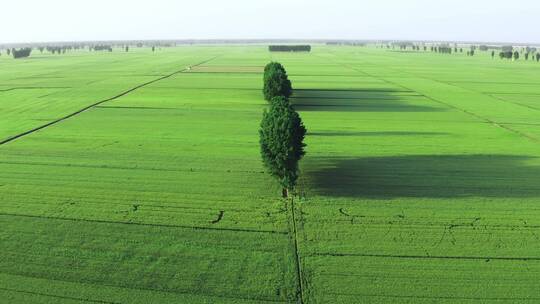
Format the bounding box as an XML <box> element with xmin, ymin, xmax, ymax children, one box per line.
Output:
<box><xmin>1</xmin><ymin>46</ymin><xmax>540</xmax><ymax>303</ymax></box>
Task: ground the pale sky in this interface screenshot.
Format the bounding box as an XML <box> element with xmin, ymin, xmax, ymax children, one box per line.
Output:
<box><xmin>3</xmin><ymin>0</ymin><xmax>540</xmax><ymax>44</ymax></box>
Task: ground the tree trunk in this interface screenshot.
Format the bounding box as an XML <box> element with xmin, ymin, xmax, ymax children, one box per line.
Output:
<box><xmin>282</xmin><ymin>188</ymin><xmax>289</xmax><ymax>198</ymax></box>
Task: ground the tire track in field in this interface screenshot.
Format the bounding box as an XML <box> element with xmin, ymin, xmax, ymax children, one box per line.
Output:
<box><xmin>0</xmin><ymin>56</ymin><xmax>220</xmax><ymax>146</ymax></box>
<box><xmin>323</xmin><ymin>291</ymin><xmax>540</xmax><ymax>302</ymax></box>
<box><xmin>0</xmin><ymin>273</ymin><xmax>289</xmax><ymax>304</ymax></box>
<box><xmin>0</xmin><ymin>287</ymin><xmax>121</xmax><ymax>304</ymax></box>
<box><xmin>0</xmin><ymin>212</ymin><xmax>287</xmax><ymax>235</ymax></box>
<box><xmin>287</xmin><ymin>198</ymin><xmax>305</xmax><ymax>304</ymax></box>
<box><xmin>313</xmin><ymin>252</ymin><xmax>540</xmax><ymax>261</ymax></box>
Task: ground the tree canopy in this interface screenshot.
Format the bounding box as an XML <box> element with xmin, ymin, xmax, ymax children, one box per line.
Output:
<box><xmin>263</xmin><ymin>62</ymin><xmax>292</xmax><ymax>101</ymax></box>
<box><xmin>259</xmin><ymin>96</ymin><xmax>306</xmax><ymax>197</ymax></box>
<box><xmin>12</xmin><ymin>48</ymin><xmax>32</xmax><ymax>59</ymax></box>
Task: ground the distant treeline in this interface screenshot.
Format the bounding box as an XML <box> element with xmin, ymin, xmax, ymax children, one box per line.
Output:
<box><xmin>498</xmin><ymin>51</ymin><xmax>540</xmax><ymax>61</ymax></box>
<box><xmin>46</xmin><ymin>46</ymin><xmax>69</xmax><ymax>54</ymax></box>
<box><xmin>326</xmin><ymin>41</ymin><xmax>365</xmax><ymax>46</ymax></box>
<box><xmin>91</xmin><ymin>45</ymin><xmax>113</xmax><ymax>52</ymax></box>
<box><xmin>269</xmin><ymin>45</ymin><xmax>311</xmax><ymax>52</ymax></box>
<box><xmin>12</xmin><ymin>48</ymin><xmax>32</xmax><ymax>59</ymax></box>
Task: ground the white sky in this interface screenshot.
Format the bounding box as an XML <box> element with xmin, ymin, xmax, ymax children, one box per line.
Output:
<box><xmin>2</xmin><ymin>0</ymin><xmax>540</xmax><ymax>44</ymax></box>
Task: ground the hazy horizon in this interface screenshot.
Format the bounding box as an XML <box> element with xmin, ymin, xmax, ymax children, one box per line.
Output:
<box><xmin>3</xmin><ymin>0</ymin><xmax>540</xmax><ymax>44</ymax></box>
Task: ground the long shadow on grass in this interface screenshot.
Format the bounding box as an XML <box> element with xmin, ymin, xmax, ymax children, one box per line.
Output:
<box><xmin>305</xmin><ymin>155</ymin><xmax>540</xmax><ymax>198</ymax></box>
<box><xmin>309</xmin><ymin>131</ymin><xmax>449</xmax><ymax>137</ymax></box>
<box><xmin>291</xmin><ymin>89</ymin><xmax>444</xmax><ymax>112</ymax></box>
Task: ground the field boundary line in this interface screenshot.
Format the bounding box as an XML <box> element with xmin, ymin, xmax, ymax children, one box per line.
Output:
<box><xmin>484</xmin><ymin>93</ymin><xmax>540</xmax><ymax>111</ymax></box>
<box><xmin>0</xmin><ymin>287</ymin><xmax>120</xmax><ymax>304</ymax></box>
<box><xmin>323</xmin><ymin>291</ymin><xmax>540</xmax><ymax>301</ymax></box>
<box><xmin>0</xmin><ymin>212</ymin><xmax>287</xmax><ymax>235</ymax></box>
<box><xmin>288</xmin><ymin>198</ymin><xmax>305</xmax><ymax>304</ymax></box>
<box><xmin>0</xmin><ymin>56</ymin><xmax>220</xmax><ymax>146</ymax></box>
<box><xmin>314</xmin><ymin>252</ymin><xmax>540</xmax><ymax>261</ymax></box>
<box><xmin>0</xmin><ymin>274</ymin><xmax>288</xmax><ymax>304</ymax></box>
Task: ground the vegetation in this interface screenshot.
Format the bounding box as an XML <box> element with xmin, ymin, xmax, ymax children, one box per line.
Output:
<box><xmin>435</xmin><ymin>45</ymin><xmax>452</xmax><ymax>54</ymax></box>
<box><xmin>11</xmin><ymin>48</ymin><xmax>32</xmax><ymax>59</ymax></box>
<box><xmin>269</xmin><ymin>45</ymin><xmax>311</xmax><ymax>52</ymax></box>
<box><xmin>1</xmin><ymin>45</ymin><xmax>540</xmax><ymax>303</ymax></box>
<box><xmin>92</xmin><ymin>45</ymin><xmax>113</xmax><ymax>52</ymax></box>
<box><xmin>263</xmin><ymin>62</ymin><xmax>292</xmax><ymax>101</ymax></box>
<box><xmin>500</xmin><ymin>51</ymin><xmax>513</xmax><ymax>59</ymax></box>
<box><xmin>259</xmin><ymin>96</ymin><xmax>306</xmax><ymax>198</ymax></box>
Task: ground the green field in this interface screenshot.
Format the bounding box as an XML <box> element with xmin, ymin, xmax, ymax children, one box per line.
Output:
<box><xmin>1</xmin><ymin>46</ymin><xmax>540</xmax><ymax>303</ymax></box>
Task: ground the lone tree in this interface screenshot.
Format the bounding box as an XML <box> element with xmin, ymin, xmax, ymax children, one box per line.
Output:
<box><xmin>259</xmin><ymin>96</ymin><xmax>306</xmax><ymax>198</ymax></box>
<box><xmin>514</xmin><ymin>51</ymin><xmax>520</xmax><ymax>61</ymax></box>
<box><xmin>263</xmin><ymin>62</ymin><xmax>292</xmax><ymax>101</ymax></box>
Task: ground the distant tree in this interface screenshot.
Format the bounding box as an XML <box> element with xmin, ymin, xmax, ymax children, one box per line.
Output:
<box><xmin>514</xmin><ymin>51</ymin><xmax>520</xmax><ymax>60</ymax></box>
<box><xmin>12</xmin><ymin>48</ymin><xmax>32</xmax><ymax>59</ymax></box>
<box><xmin>152</xmin><ymin>46</ymin><xmax>156</xmax><ymax>52</ymax></box>
<box><xmin>502</xmin><ymin>45</ymin><xmax>513</xmax><ymax>52</ymax></box>
<box><xmin>537</xmin><ymin>53</ymin><xmax>540</xmax><ymax>62</ymax></box>
<box><xmin>6</xmin><ymin>49</ymin><xmax>11</xmax><ymax>56</ymax></box>
<box><xmin>500</xmin><ymin>51</ymin><xmax>513</xmax><ymax>59</ymax></box>
<box><xmin>525</xmin><ymin>53</ymin><xmax>529</xmax><ymax>60</ymax></box>
<box><xmin>259</xmin><ymin>96</ymin><xmax>307</xmax><ymax>198</ymax></box>
<box><xmin>263</xmin><ymin>62</ymin><xmax>292</xmax><ymax>101</ymax></box>
<box><xmin>491</xmin><ymin>50</ymin><xmax>495</xmax><ymax>58</ymax></box>
<box><xmin>38</xmin><ymin>46</ymin><xmax>45</xmax><ymax>53</ymax></box>
<box><xmin>125</xmin><ymin>46</ymin><xmax>129</xmax><ymax>52</ymax></box>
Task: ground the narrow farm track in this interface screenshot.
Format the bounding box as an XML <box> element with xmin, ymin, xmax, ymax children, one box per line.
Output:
<box><xmin>0</xmin><ymin>55</ymin><xmax>220</xmax><ymax>146</ymax></box>
<box><xmin>287</xmin><ymin>198</ymin><xmax>305</xmax><ymax>304</ymax></box>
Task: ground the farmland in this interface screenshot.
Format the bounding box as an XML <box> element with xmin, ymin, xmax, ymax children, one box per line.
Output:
<box><xmin>1</xmin><ymin>45</ymin><xmax>540</xmax><ymax>303</ymax></box>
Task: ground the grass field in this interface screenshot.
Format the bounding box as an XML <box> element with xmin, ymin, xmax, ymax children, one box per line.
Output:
<box><xmin>1</xmin><ymin>45</ymin><xmax>540</xmax><ymax>303</ymax></box>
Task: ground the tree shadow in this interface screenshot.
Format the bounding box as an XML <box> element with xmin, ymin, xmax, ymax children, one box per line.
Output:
<box><xmin>291</xmin><ymin>89</ymin><xmax>444</xmax><ymax>112</ymax></box>
<box><xmin>309</xmin><ymin>131</ymin><xmax>448</xmax><ymax>137</ymax></box>
<box><xmin>304</xmin><ymin>155</ymin><xmax>540</xmax><ymax>198</ymax></box>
